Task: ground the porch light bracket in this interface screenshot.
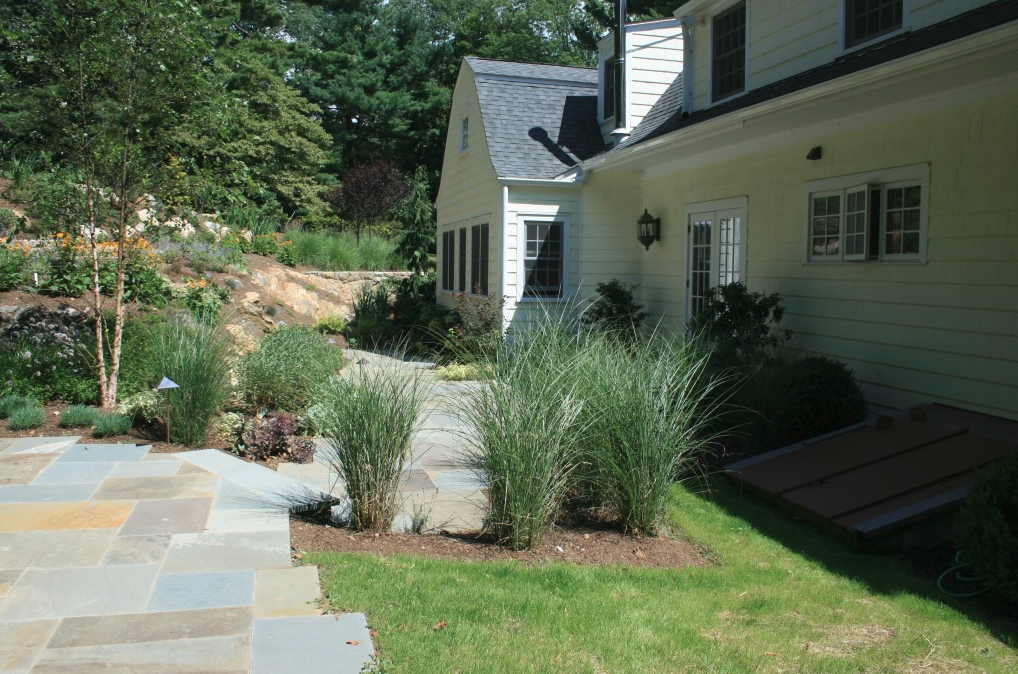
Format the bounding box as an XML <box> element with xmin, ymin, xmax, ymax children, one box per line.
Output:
<box><xmin>637</xmin><ymin>209</ymin><xmax>661</xmax><ymax>250</ymax></box>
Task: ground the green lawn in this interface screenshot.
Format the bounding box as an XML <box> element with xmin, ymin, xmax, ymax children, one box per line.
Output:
<box><xmin>309</xmin><ymin>480</ymin><xmax>1017</xmax><ymax>673</ymax></box>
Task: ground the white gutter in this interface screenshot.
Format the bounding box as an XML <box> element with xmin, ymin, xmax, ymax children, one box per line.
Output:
<box><xmin>500</xmin><ymin>184</ymin><xmax>509</xmax><ymax>329</ymax></box>
<box><xmin>582</xmin><ymin>18</ymin><xmax>1018</xmax><ymax>174</ymax></box>
<box><xmin>496</xmin><ymin>175</ymin><xmax>585</xmax><ymax>188</ymax></box>
<box><xmin>679</xmin><ymin>15</ymin><xmax>695</xmax><ymax>116</ymax></box>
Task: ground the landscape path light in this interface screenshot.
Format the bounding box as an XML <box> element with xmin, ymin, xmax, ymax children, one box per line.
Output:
<box><xmin>157</xmin><ymin>377</ymin><xmax>179</xmax><ymax>444</ymax></box>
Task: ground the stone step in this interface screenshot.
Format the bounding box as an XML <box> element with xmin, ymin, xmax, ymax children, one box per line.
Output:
<box><xmin>251</xmin><ymin>614</ymin><xmax>374</xmax><ymax>674</ymax></box>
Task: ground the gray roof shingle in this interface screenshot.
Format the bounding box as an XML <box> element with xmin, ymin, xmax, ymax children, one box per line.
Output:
<box><xmin>466</xmin><ymin>58</ymin><xmax>606</xmax><ymax>179</ymax></box>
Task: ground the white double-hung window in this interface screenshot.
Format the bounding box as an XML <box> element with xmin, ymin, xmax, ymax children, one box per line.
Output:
<box><xmin>805</xmin><ymin>164</ymin><xmax>928</xmax><ymax>263</ymax></box>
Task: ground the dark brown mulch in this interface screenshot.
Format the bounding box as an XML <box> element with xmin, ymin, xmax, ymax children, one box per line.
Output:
<box><xmin>290</xmin><ymin>516</ymin><xmax>711</xmax><ymax>570</ymax></box>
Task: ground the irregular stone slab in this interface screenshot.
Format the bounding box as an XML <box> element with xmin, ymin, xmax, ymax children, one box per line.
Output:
<box><xmin>148</xmin><ymin>570</ymin><xmax>255</xmax><ymax>612</ymax></box>
<box><xmin>400</xmin><ymin>467</ymin><xmax>437</xmax><ymax>491</ymax></box>
<box><xmin>0</xmin><ymin>483</ymin><xmax>97</xmax><ymax>503</ymax></box>
<box><xmin>431</xmin><ymin>468</ymin><xmax>484</xmax><ymax>492</ymax></box>
<box><xmin>32</xmin><ymin>462</ymin><xmax>116</xmax><ymax>486</ymax></box>
<box><xmin>57</xmin><ymin>444</ymin><xmax>149</xmax><ymax>463</ymax></box>
<box><xmin>119</xmin><ymin>498</ymin><xmax>211</xmax><ymax>536</ymax></box>
<box><xmin>177</xmin><ymin>449</ymin><xmax>333</xmax><ymax>512</ymax></box>
<box><xmin>175</xmin><ymin>461</ymin><xmax>211</xmax><ymax>475</ymax></box>
<box><xmin>212</xmin><ymin>480</ymin><xmax>284</xmax><ymax>511</ymax></box>
<box><xmin>162</xmin><ymin>531</ymin><xmax>291</xmax><ymax>573</ymax></box>
<box><xmin>109</xmin><ymin>460</ymin><xmax>181</xmax><ymax>478</ymax></box>
<box><xmin>204</xmin><ymin>507</ymin><xmax>289</xmax><ymax>533</ymax></box>
<box><xmin>0</xmin><ymin>437</ymin><xmax>77</xmax><ymax>456</ymax></box>
<box><xmin>254</xmin><ymin>567</ymin><xmax>322</xmax><ymax>618</ymax></box>
<box><xmin>0</xmin><ymin>564</ymin><xmax>159</xmax><ymax>620</ymax></box>
<box><xmin>0</xmin><ymin>501</ymin><xmax>134</xmax><ymax>532</ymax></box>
<box><xmin>0</xmin><ymin>529</ymin><xmax>118</xmax><ymax>570</ymax></box>
<box><xmin>48</xmin><ymin>607</ymin><xmax>252</xmax><ymax>649</ymax></box>
<box><xmin>251</xmin><ymin>614</ymin><xmax>373</xmax><ymax>674</ymax></box>
<box><xmin>102</xmin><ymin>534</ymin><xmax>171</xmax><ymax>566</ymax></box>
<box><xmin>31</xmin><ymin>634</ymin><xmax>250</xmax><ymax>674</ymax></box>
<box><xmin>0</xmin><ymin>569</ymin><xmax>21</xmax><ymax>597</ymax></box>
<box><xmin>0</xmin><ymin>618</ymin><xmax>59</xmax><ymax>673</ymax></box>
<box><xmin>0</xmin><ymin>453</ymin><xmax>57</xmax><ymax>485</ymax></box>
<box><xmin>91</xmin><ymin>474</ymin><xmax>217</xmax><ymax>501</ymax></box>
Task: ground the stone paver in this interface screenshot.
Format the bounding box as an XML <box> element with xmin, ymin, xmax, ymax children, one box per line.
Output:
<box><xmin>251</xmin><ymin>615</ymin><xmax>373</xmax><ymax>674</ymax></box>
<box><xmin>148</xmin><ymin>570</ymin><xmax>255</xmax><ymax>612</ymax></box>
<box><xmin>119</xmin><ymin>497</ymin><xmax>211</xmax><ymax>536</ymax></box>
<box><xmin>0</xmin><ymin>530</ymin><xmax>117</xmax><ymax>570</ymax></box>
<box><xmin>0</xmin><ymin>565</ymin><xmax>161</xmax><ymax>620</ymax></box>
<box><xmin>253</xmin><ymin>567</ymin><xmax>321</xmax><ymax>618</ymax></box>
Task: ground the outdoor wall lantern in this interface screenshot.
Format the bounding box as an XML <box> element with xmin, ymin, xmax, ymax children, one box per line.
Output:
<box><xmin>637</xmin><ymin>209</ymin><xmax>661</xmax><ymax>250</ymax></box>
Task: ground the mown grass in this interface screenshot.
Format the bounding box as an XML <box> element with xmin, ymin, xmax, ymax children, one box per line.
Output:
<box><xmin>309</xmin><ymin>480</ymin><xmax>1017</xmax><ymax>673</ymax></box>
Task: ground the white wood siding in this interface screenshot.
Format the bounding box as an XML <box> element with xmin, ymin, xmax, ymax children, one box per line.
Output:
<box><xmin>624</xmin><ymin>90</ymin><xmax>1018</xmax><ymax>419</ymax></box>
<box><xmin>685</xmin><ymin>0</ymin><xmax>1000</xmax><ymax>112</ymax></box>
<box><xmin>435</xmin><ymin>66</ymin><xmax>502</xmax><ymax>307</ymax></box>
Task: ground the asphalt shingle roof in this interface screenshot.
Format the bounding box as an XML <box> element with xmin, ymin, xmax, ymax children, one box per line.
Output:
<box><xmin>614</xmin><ymin>0</ymin><xmax>1018</xmax><ymax>153</ymax></box>
<box><xmin>466</xmin><ymin>58</ymin><xmax>606</xmax><ymax>179</ymax></box>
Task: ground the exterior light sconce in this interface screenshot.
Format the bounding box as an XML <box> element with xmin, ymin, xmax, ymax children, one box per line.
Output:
<box><xmin>806</xmin><ymin>145</ymin><xmax>822</xmax><ymax>161</ymax></box>
<box><xmin>637</xmin><ymin>209</ymin><xmax>661</xmax><ymax>250</ymax></box>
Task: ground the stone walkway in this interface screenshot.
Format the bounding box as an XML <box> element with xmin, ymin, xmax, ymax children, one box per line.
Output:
<box><xmin>0</xmin><ymin>437</ymin><xmax>373</xmax><ymax>674</ymax></box>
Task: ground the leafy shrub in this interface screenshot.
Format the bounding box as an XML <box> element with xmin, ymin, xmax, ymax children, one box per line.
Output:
<box><xmin>276</xmin><ymin>240</ymin><xmax>297</xmax><ymax>267</ymax></box>
<box><xmin>118</xmin><ymin>389</ymin><xmax>162</xmax><ymax>425</ymax></box>
<box><xmin>234</xmin><ymin>411</ymin><xmax>315</xmax><ymax>463</ymax></box>
<box><xmin>0</xmin><ymin>308</ymin><xmax>96</xmax><ymax>404</ymax></box>
<box><xmin>346</xmin><ymin>285</ymin><xmax>392</xmax><ymax>347</ymax></box>
<box><xmin>0</xmin><ymin>241</ymin><xmax>30</xmax><ymax>291</ymax></box>
<box><xmin>314</xmin><ymin>314</ymin><xmax>349</xmax><ymax>335</ymax></box>
<box><xmin>688</xmin><ymin>281</ymin><xmax>791</xmax><ymax>366</ymax></box>
<box><xmin>182</xmin><ymin>279</ymin><xmax>231</xmax><ymax>323</ymax></box>
<box><xmin>956</xmin><ymin>454</ymin><xmax>1018</xmax><ymax>603</ymax></box>
<box><xmin>223</xmin><ymin>204</ymin><xmax>278</xmax><ymax>236</ymax></box>
<box><xmin>251</xmin><ymin>234</ymin><xmax>279</xmax><ymax>256</ymax></box>
<box><xmin>0</xmin><ymin>208</ymin><xmax>25</xmax><ymax>234</ymax></box>
<box><xmin>734</xmin><ymin>355</ymin><xmax>867</xmax><ymax>453</ymax></box>
<box><xmin>0</xmin><ymin>394</ymin><xmax>37</xmax><ymax>418</ymax></box>
<box><xmin>9</xmin><ymin>404</ymin><xmax>45</xmax><ymax>430</ymax></box>
<box><xmin>180</xmin><ymin>238</ymin><xmax>245</xmax><ymax>274</ymax></box>
<box><xmin>580</xmin><ymin>279</ymin><xmax>647</xmax><ymax>342</ymax></box>
<box><xmin>147</xmin><ymin>320</ymin><xmax>233</xmax><ymax>446</ymax></box>
<box><xmin>3</xmin><ymin>154</ymin><xmax>39</xmax><ymax>190</ymax></box>
<box><xmin>59</xmin><ymin>404</ymin><xmax>100</xmax><ymax>428</ymax></box>
<box><xmin>238</xmin><ymin>325</ymin><xmax>343</xmax><ymax>411</ymax></box>
<box><xmin>389</xmin><ymin>274</ymin><xmax>457</xmax><ymax>359</ymax></box>
<box><xmin>446</xmin><ymin>290</ymin><xmax>505</xmax><ymax>361</ymax></box>
<box><xmin>40</xmin><ymin>232</ymin><xmax>92</xmax><ymax>297</ymax></box>
<box><xmin>314</xmin><ymin>363</ymin><xmax>431</xmax><ymax>530</ymax></box>
<box><xmin>461</xmin><ymin>319</ymin><xmax>583</xmax><ymax>549</ymax></box>
<box><xmin>92</xmin><ymin>413</ymin><xmax>133</xmax><ymax>437</ymax></box>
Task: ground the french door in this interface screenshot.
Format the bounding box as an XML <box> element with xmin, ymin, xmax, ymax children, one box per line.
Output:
<box><xmin>686</xmin><ymin>198</ymin><xmax>746</xmax><ymax>320</ymax></box>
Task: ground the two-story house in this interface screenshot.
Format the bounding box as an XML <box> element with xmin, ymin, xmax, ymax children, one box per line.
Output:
<box><xmin>435</xmin><ymin>0</ymin><xmax>1018</xmax><ymax>422</ymax></box>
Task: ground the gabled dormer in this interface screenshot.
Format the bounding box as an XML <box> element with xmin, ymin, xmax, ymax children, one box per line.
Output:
<box><xmin>597</xmin><ymin>17</ymin><xmax>684</xmax><ymax>145</ymax></box>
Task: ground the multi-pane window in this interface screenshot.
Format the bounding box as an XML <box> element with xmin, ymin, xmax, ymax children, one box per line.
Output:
<box><xmin>441</xmin><ymin>231</ymin><xmax>455</xmax><ymax>291</ymax></box>
<box><xmin>523</xmin><ymin>221</ymin><xmax>563</xmax><ymax>298</ymax></box>
<box><xmin>845</xmin><ymin>0</ymin><xmax>903</xmax><ymax>48</ymax></box>
<box><xmin>712</xmin><ymin>2</ymin><xmax>746</xmax><ymax>102</ymax></box>
<box><xmin>471</xmin><ymin>223</ymin><xmax>489</xmax><ymax>295</ymax></box>
<box><xmin>458</xmin><ymin>228</ymin><xmax>467</xmax><ymax>292</ymax></box>
<box><xmin>602</xmin><ymin>58</ymin><xmax>616</xmax><ymax>120</ymax></box>
<box><xmin>807</xmin><ymin>167</ymin><xmax>926</xmax><ymax>262</ymax></box>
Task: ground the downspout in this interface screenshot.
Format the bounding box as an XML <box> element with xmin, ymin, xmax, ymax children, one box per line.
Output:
<box><xmin>500</xmin><ymin>184</ymin><xmax>510</xmax><ymax>331</ymax></box>
<box><xmin>679</xmin><ymin>14</ymin><xmax>694</xmax><ymax>115</ymax></box>
<box><xmin>612</xmin><ymin>0</ymin><xmax>628</xmax><ymax>137</ymax></box>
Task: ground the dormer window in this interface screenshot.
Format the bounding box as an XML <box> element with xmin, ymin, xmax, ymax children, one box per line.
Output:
<box><xmin>460</xmin><ymin>117</ymin><xmax>469</xmax><ymax>152</ymax></box>
<box><xmin>712</xmin><ymin>2</ymin><xmax>746</xmax><ymax>103</ymax></box>
<box><xmin>845</xmin><ymin>0</ymin><xmax>903</xmax><ymax>48</ymax></box>
<box><xmin>602</xmin><ymin>57</ymin><xmax>616</xmax><ymax>120</ymax></box>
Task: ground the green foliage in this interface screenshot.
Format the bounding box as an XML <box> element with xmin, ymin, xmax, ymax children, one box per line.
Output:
<box><xmin>0</xmin><ymin>208</ymin><xmax>25</xmax><ymax>235</ymax></box>
<box><xmin>284</xmin><ymin>230</ymin><xmax>401</xmax><ymax>271</ymax></box>
<box><xmin>59</xmin><ymin>404</ymin><xmax>101</xmax><ymax>428</ymax></box>
<box><xmin>389</xmin><ymin>274</ymin><xmax>458</xmax><ymax>358</ymax></box>
<box><xmin>0</xmin><ymin>309</ymin><xmax>96</xmax><ymax>404</ymax></box>
<box><xmin>347</xmin><ymin>285</ymin><xmax>393</xmax><ymax>348</ymax></box>
<box><xmin>314</xmin><ymin>315</ymin><xmax>349</xmax><ymax>335</ymax></box>
<box><xmin>223</xmin><ymin>204</ymin><xmax>278</xmax><ymax>236</ymax></box>
<box><xmin>276</xmin><ymin>240</ymin><xmax>297</xmax><ymax>267</ymax></box>
<box><xmin>0</xmin><ymin>242</ymin><xmax>29</xmax><ymax>291</ymax></box>
<box><xmin>92</xmin><ymin>412</ymin><xmax>133</xmax><ymax>437</ymax></box>
<box><xmin>0</xmin><ymin>394</ymin><xmax>37</xmax><ymax>419</ymax></box>
<box><xmin>394</xmin><ymin>166</ymin><xmax>436</xmax><ymax>275</ymax></box>
<box><xmin>182</xmin><ymin>279</ymin><xmax>231</xmax><ymax>324</ymax></box>
<box><xmin>147</xmin><ymin>320</ymin><xmax>233</xmax><ymax>446</ymax></box>
<box><xmin>447</xmin><ymin>291</ymin><xmax>505</xmax><ymax>361</ymax></box>
<box><xmin>688</xmin><ymin>281</ymin><xmax>791</xmax><ymax>366</ymax></box>
<box><xmin>956</xmin><ymin>453</ymin><xmax>1018</xmax><ymax>603</ymax></box>
<box><xmin>8</xmin><ymin>404</ymin><xmax>45</xmax><ymax>430</ymax></box>
<box><xmin>733</xmin><ymin>355</ymin><xmax>868</xmax><ymax>454</ymax></box>
<box><xmin>314</xmin><ymin>362</ymin><xmax>431</xmax><ymax>530</ymax></box>
<box><xmin>580</xmin><ymin>279</ymin><xmax>647</xmax><ymax>342</ymax></box>
<box><xmin>251</xmin><ymin>234</ymin><xmax>279</xmax><ymax>256</ymax></box>
<box><xmin>238</xmin><ymin>325</ymin><xmax>343</xmax><ymax>411</ymax></box>
<box><xmin>2</xmin><ymin>154</ymin><xmax>39</xmax><ymax>190</ymax></box>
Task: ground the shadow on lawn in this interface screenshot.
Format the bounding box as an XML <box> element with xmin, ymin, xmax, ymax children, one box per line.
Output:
<box><xmin>701</xmin><ymin>477</ymin><xmax>1018</xmax><ymax>647</ymax></box>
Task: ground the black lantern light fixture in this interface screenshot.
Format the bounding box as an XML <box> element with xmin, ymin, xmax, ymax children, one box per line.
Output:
<box><xmin>637</xmin><ymin>209</ymin><xmax>660</xmax><ymax>250</ymax></box>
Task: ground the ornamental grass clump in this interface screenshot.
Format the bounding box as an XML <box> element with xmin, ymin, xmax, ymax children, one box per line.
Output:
<box><xmin>59</xmin><ymin>404</ymin><xmax>100</xmax><ymax>428</ymax></box>
<box><xmin>92</xmin><ymin>413</ymin><xmax>133</xmax><ymax>438</ymax></box>
<box><xmin>314</xmin><ymin>361</ymin><xmax>431</xmax><ymax>531</ymax></box>
<box><xmin>238</xmin><ymin>326</ymin><xmax>344</xmax><ymax>411</ymax></box>
<box><xmin>9</xmin><ymin>404</ymin><xmax>45</xmax><ymax>430</ymax></box>
<box><xmin>571</xmin><ymin>333</ymin><xmax>729</xmax><ymax>535</ymax></box>
<box><xmin>147</xmin><ymin>319</ymin><xmax>233</xmax><ymax>446</ymax></box>
<box><xmin>0</xmin><ymin>394</ymin><xmax>36</xmax><ymax>418</ymax></box>
<box><xmin>460</xmin><ymin>317</ymin><xmax>585</xmax><ymax>550</ymax></box>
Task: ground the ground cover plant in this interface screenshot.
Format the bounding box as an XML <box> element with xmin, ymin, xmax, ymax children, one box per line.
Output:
<box><xmin>92</xmin><ymin>412</ymin><xmax>133</xmax><ymax>438</ymax></box>
<box><xmin>0</xmin><ymin>394</ymin><xmax>36</xmax><ymax>418</ymax></box>
<box><xmin>58</xmin><ymin>404</ymin><xmax>100</xmax><ymax>428</ymax></box>
<box><xmin>308</xmin><ymin>480</ymin><xmax>1018</xmax><ymax>673</ymax></box>
<box><xmin>8</xmin><ymin>403</ymin><xmax>45</xmax><ymax>430</ymax></box>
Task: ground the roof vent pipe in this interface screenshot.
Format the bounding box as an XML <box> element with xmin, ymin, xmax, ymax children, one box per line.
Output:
<box><xmin>613</xmin><ymin>0</ymin><xmax>628</xmax><ymax>134</ymax></box>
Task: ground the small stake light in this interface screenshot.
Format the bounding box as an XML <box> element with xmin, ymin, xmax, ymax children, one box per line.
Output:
<box><xmin>156</xmin><ymin>377</ymin><xmax>179</xmax><ymax>445</ymax></box>
<box><xmin>637</xmin><ymin>209</ymin><xmax>661</xmax><ymax>250</ymax></box>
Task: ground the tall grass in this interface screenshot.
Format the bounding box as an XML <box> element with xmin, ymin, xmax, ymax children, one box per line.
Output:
<box><xmin>238</xmin><ymin>325</ymin><xmax>344</xmax><ymax>411</ymax></box>
<box><xmin>572</xmin><ymin>333</ymin><xmax>730</xmax><ymax>535</ymax></box>
<box><xmin>314</xmin><ymin>361</ymin><xmax>431</xmax><ymax>531</ymax></box>
<box><xmin>284</xmin><ymin>230</ymin><xmax>401</xmax><ymax>271</ymax></box>
<box><xmin>460</xmin><ymin>316</ymin><xmax>586</xmax><ymax>550</ymax></box>
<box><xmin>147</xmin><ymin>320</ymin><xmax>234</xmax><ymax>446</ymax></box>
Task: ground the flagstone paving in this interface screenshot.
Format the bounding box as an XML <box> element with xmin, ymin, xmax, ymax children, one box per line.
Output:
<box><xmin>0</xmin><ymin>436</ymin><xmax>374</xmax><ymax>673</ymax></box>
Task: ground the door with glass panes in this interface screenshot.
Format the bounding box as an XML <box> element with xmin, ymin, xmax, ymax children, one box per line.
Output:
<box><xmin>686</xmin><ymin>199</ymin><xmax>746</xmax><ymax>320</ymax></box>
